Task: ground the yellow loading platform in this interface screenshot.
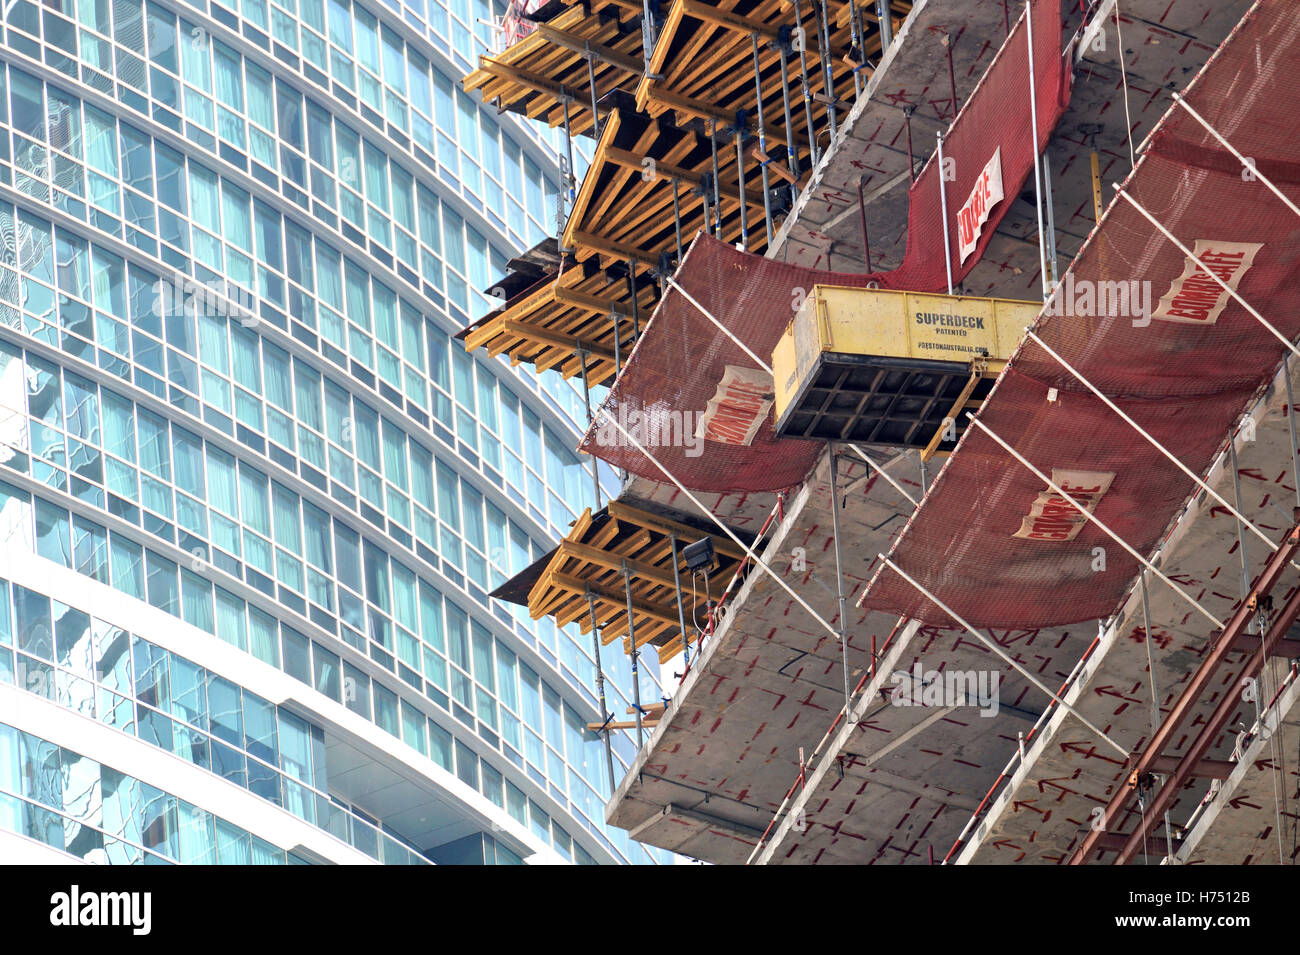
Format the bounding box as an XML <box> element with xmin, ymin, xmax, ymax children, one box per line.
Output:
<box><xmin>772</xmin><ymin>285</ymin><xmax>1037</xmax><ymax>455</ymax></box>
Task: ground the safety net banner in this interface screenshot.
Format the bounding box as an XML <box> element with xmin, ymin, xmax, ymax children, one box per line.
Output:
<box><xmin>860</xmin><ymin>0</ymin><xmax>1300</xmax><ymax>629</ymax></box>
<box><xmin>578</xmin><ymin>0</ymin><xmax>1069</xmax><ymax>493</ymax></box>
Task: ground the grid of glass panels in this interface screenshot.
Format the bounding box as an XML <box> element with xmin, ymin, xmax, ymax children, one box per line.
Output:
<box><xmin>2</xmin><ymin>0</ymin><xmax>561</xmax><ymax>263</ymax></box>
<box><xmin>0</xmin><ymin>720</ymin><xmax>309</xmax><ymax>863</ymax></box>
<box><xmin>0</xmin><ymin>0</ymin><xmax>664</xmax><ymax>865</ymax></box>
<box><xmin>0</xmin><ymin>332</ymin><xmax>636</xmax><ymax>719</ymax></box>
<box><xmin>0</xmin><ymin>79</ymin><xmax>601</xmax><ymax>544</ymax></box>
<box><xmin>0</xmin><ymin>574</ymin><xmax>435</xmax><ymax>862</ymax></box>
<box><xmin>0</xmin><ymin>477</ymin><xmax>658</xmax><ymax>863</ymax></box>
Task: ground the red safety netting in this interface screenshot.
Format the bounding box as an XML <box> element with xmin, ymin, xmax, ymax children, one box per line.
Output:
<box><xmin>860</xmin><ymin>0</ymin><xmax>1300</xmax><ymax>629</ymax></box>
<box><xmin>580</xmin><ymin>0</ymin><xmax>1069</xmax><ymax>493</ymax></box>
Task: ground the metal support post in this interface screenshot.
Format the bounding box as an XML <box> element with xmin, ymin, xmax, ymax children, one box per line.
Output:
<box><xmin>709</xmin><ymin>120</ymin><xmax>722</xmax><ymax>236</ymax></box>
<box><xmin>751</xmin><ymin>32</ymin><xmax>775</xmax><ymax>244</ymax></box>
<box><xmin>877</xmin><ymin>0</ymin><xmax>892</xmax><ymax>51</ymax></box>
<box><xmin>793</xmin><ymin>0</ymin><xmax>820</xmax><ymax>168</ymax></box>
<box><xmin>828</xmin><ymin>446</ymin><xmax>853</xmax><ymax>717</ymax></box>
<box><xmin>1025</xmin><ymin>0</ymin><xmax>1050</xmax><ymax>300</ymax></box>
<box><xmin>669</xmin><ymin>534</ymin><xmax>691</xmax><ymax>668</ymax></box>
<box><xmin>1041</xmin><ymin>151</ymin><xmax>1059</xmax><ymax>288</ymax></box>
<box><xmin>622</xmin><ymin>563</ymin><xmax>645</xmax><ymax>748</ymax></box>
<box><xmin>735</xmin><ymin>128</ymin><xmax>750</xmax><ymax>249</ymax></box>
<box><xmin>586</xmin><ymin>591</ymin><xmax>617</xmax><ymax>793</ymax></box>
<box><xmin>817</xmin><ymin>0</ymin><xmax>838</xmax><ymax>138</ymax></box>
<box><xmin>777</xmin><ymin>37</ymin><xmax>802</xmax><ymax>208</ymax></box>
<box><xmin>936</xmin><ymin>132</ymin><xmax>954</xmax><ymax>295</ymax></box>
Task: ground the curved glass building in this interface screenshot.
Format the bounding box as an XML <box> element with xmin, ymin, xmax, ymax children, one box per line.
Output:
<box><xmin>0</xmin><ymin>0</ymin><xmax>667</xmax><ymax>865</ymax></box>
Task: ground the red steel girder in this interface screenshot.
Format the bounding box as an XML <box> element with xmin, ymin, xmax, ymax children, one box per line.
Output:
<box><xmin>1070</xmin><ymin>517</ymin><xmax>1300</xmax><ymax>864</ymax></box>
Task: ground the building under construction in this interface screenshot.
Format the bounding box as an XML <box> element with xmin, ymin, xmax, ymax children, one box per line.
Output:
<box><xmin>461</xmin><ymin>0</ymin><xmax>1300</xmax><ymax>864</ymax></box>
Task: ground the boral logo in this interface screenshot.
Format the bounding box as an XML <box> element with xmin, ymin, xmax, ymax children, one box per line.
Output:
<box><xmin>695</xmin><ymin>365</ymin><xmax>774</xmax><ymax>446</ymax></box>
<box><xmin>49</xmin><ymin>885</ymin><xmax>151</xmax><ymax>935</ymax></box>
<box><xmin>1150</xmin><ymin>240</ymin><xmax>1263</xmax><ymax>325</ymax></box>
<box><xmin>957</xmin><ymin>148</ymin><xmax>1004</xmax><ymax>263</ymax></box>
<box><xmin>1013</xmin><ymin>468</ymin><xmax>1115</xmax><ymax>542</ymax></box>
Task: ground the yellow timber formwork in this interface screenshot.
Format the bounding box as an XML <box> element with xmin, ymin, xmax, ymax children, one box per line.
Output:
<box><xmin>525</xmin><ymin>501</ymin><xmax>748</xmax><ymax>662</ymax></box>
<box><xmin>459</xmin><ymin>254</ymin><xmax>656</xmax><ymax>387</ymax></box>
<box><xmin>463</xmin><ymin>1</ymin><xmax>646</xmax><ymax>138</ymax></box>
<box><xmin>459</xmin><ymin>0</ymin><xmax>910</xmax><ymax>391</ymax></box>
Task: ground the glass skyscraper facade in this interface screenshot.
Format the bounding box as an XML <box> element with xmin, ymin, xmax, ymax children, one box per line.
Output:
<box><xmin>0</xmin><ymin>0</ymin><xmax>668</xmax><ymax>865</ymax></box>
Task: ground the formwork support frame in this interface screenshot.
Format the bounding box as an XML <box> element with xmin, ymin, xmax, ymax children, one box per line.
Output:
<box><xmin>592</xmin><ymin>406</ymin><xmax>841</xmax><ymax>644</ymax></box>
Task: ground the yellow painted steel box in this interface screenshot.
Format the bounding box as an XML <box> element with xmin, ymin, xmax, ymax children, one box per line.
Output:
<box><xmin>772</xmin><ymin>286</ymin><xmax>1038</xmax><ymax>447</ymax></box>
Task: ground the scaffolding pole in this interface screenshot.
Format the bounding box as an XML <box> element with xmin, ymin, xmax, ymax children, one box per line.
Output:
<box><xmin>1024</xmin><ymin>0</ymin><xmax>1049</xmax><ymax>301</ymax></box>
<box><xmin>857</xmin><ymin>179</ymin><xmax>873</xmax><ymax>271</ymax></box>
<box><xmin>877</xmin><ymin>0</ymin><xmax>892</xmax><ymax>51</ymax></box>
<box><xmin>793</xmin><ymin>0</ymin><xmax>820</xmax><ymax>168</ymax></box>
<box><xmin>777</xmin><ymin>39</ymin><xmax>802</xmax><ymax>208</ymax></box>
<box><xmin>1288</xmin><ymin>358</ymin><xmax>1300</xmax><ymax>510</ymax></box>
<box><xmin>669</xmin><ymin>533</ymin><xmax>691</xmax><ymax>669</ymax></box>
<box><xmin>622</xmin><ymin>563</ymin><xmax>645</xmax><ymax>748</ymax></box>
<box><xmin>847</xmin><ymin>0</ymin><xmax>864</xmax><ymax>98</ymax></box>
<box><xmin>936</xmin><ymin>131</ymin><xmax>954</xmax><ymax>294</ymax></box>
<box><xmin>641</xmin><ymin>0</ymin><xmax>657</xmax><ymax>74</ymax></box>
<box><xmin>709</xmin><ymin>119</ymin><xmax>722</xmax><ymax>236</ymax></box>
<box><xmin>587</xmin><ymin>591</ymin><xmax>618</xmax><ymax>793</ymax></box>
<box><xmin>626</xmin><ymin>259</ymin><xmax>640</xmax><ymax>339</ymax></box>
<box><xmin>670</xmin><ymin>177</ymin><xmax>685</xmax><ymax>263</ymax></box>
<box><xmin>611</xmin><ymin>305</ymin><xmax>622</xmax><ymax>376</ymax></box>
<box><xmin>1041</xmin><ymin>152</ymin><xmax>1059</xmax><ymax>287</ymax></box>
<box><xmin>586</xmin><ymin>44</ymin><xmax>601</xmax><ymax>140</ymax></box>
<box><xmin>751</xmin><ymin>32</ymin><xmax>776</xmax><ymax>244</ymax></box>
<box><xmin>828</xmin><ymin>446</ymin><xmax>853</xmax><ymax>717</ymax></box>
<box><xmin>816</xmin><ymin>0</ymin><xmax>839</xmax><ymax>138</ymax></box>
<box><xmin>578</xmin><ymin>349</ymin><xmax>602</xmax><ymax>508</ymax></box>
<box><xmin>734</xmin><ymin>127</ymin><xmax>750</xmax><ymax>250</ymax></box>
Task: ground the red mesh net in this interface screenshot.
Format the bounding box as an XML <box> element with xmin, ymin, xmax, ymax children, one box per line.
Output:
<box><xmin>580</xmin><ymin>0</ymin><xmax>1070</xmax><ymax>493</ymax></box>
<box><xmin>861</xmin><ymin>0</ymin><xmax>1300</xmax><ymax>629</ymax></box>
